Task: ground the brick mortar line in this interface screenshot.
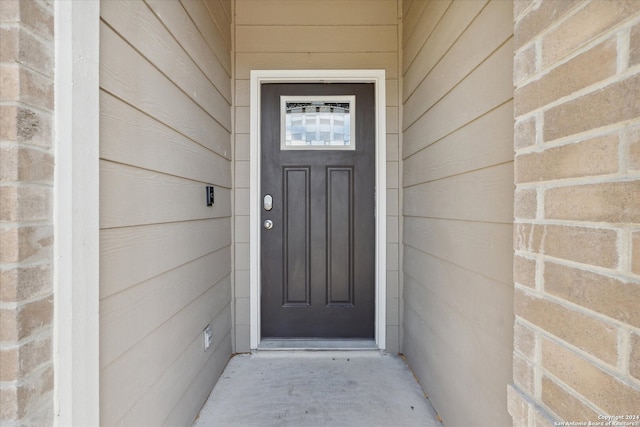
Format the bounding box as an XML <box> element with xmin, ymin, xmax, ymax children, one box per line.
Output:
<box><xmin>0</xmin><ymin>259</ymin><xmax>50</xmax><ymax>271</ymax></box>
<box><xmin>0</xmin><ymin>221</ymin><xmax>54</xmax><ymax>229</ymax></box>
<box><xmin>0</xmin><ymin>60</ymin><xmax>54</xmax><ymax>85</ymax></box>
<box><xmin>513</xmin><ymin>1</ymin><xmax>538</xmax><ymax>26</ymax></box>
<box><xmin>0</xmin><ymin>293</ymin><xmax>52</xmax><ymax>311</ymax></box>
<box><xmin>535</xmin><ymin>362</ymin><xmax>612</xmax><ymax>419</ymax></box>
<box><xmin>619</xmin><ymin>329</ymin><xmax>631</xmax><ymax>376</ymax></box>
<box><xmin>513</xmin><ymin>3</ymin><xmax>640</xmax><ymax>75</ymax></box>
<box><xmin>507</xmin><ymin>383</ymin><xmax>558</xmax><ymax>425</ymax></box>
<box><xmin>0</xmin><ymin>183</ymin><xmax>54</xmax><ymax>190</ymax></box>
<box><xmin>514</xmin><ymin>65</ymin><xmax>640</xmax><ymax>122</ymax></box>
<box><xmin>514</xmin><ymin>218</ymin><xmax>639</xmax><ymax>233</ymax></box>
<box><xmin>513</xmin><ymin>173</ymin><xmax>640</xmax><ymax>189</ymax></box>
<box><xmin>0</xmin><ymin>22</ymin><xmax>54</xmax><ymax>46</ymax></box>
<box><xmin>0</xmin><ymin>359</ymin><xmax>53</xmax><ymax>389</ymax></box>
<box><xmin>513</xmin><ymin>247</ymin><xmax>640</xmax><ymax>284</ymax></box>
<box><xmin>540</xmin><ymin>352</ymin><xmax>640</xmax><ymax>408</ymax></box>
<box><xmin>515</xmin><ymin>313</ymin><xmax>640</xmax><ymax>388</ymax></box>
<box><xmin>515</xmin><ymin>283</ymin><xmax>640</xmax><ymax>334</ymax></box>
<box><xmin>515</xmin><ymin>119</ymin><xmax>640</xmax><ymax>155</ymax></box>
<box><xmin>513</xmin><ymin>0</ymin><xmax>589</xmax><ymax>56</ymax></box>
<box><xmin>0</xmin><ymin>326</ymin><xmax>52</xmax><ymax>352</ymax></box>
<box><xmin>0</xmin><ymin>142</ymin><xmax>55</xmax><ymax>156</ymax></box>
<box><xmin>0</xmin><ymin>100</ymin><xmax>54</xmax><ymax>118</ymax></box>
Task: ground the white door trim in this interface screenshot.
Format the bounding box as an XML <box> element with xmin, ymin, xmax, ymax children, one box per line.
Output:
<box><xmin>249</xmin><ymin>70</ymin><xmax>387</xmax><ymax>350</ymax></box>
<box><xmin>53</xmin><ymin>0</ymin><xmax>100</xmax><ymax>424</ymax></box>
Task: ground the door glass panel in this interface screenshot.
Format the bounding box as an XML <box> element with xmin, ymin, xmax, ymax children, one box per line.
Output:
<box><xmin>281</xmin><ymin>95</ymin><xmax>355</xmax><ymax>150</ymax></box>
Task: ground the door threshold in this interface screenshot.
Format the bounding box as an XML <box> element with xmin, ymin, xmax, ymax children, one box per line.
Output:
<box><xmin>258</xmin><ymin>339</ymin><xmax>378</xmax><ymax>351</ymax></box>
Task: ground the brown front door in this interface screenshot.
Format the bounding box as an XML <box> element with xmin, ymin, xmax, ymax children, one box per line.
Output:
<box><xmin>260</xmin><ymin>83</ymin><xmax>376</xmax><ymax>338</ymax></box>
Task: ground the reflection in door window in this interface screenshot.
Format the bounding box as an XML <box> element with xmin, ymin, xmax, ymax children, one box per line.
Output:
<box><xmin>281</xmin><ymin>95</ymin><xmax>355</xmax><ymax>150</ymax></box>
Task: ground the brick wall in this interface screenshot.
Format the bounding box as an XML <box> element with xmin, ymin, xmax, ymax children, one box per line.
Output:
<box><xmin>0</xmin><ymin>0</ymin><xmax>55</xmax><ymax>424</ymax></box>
<box><xmin>510</xmin><ymin>1</ymin><xmax>640</xmax><ymax>425</ymax></box>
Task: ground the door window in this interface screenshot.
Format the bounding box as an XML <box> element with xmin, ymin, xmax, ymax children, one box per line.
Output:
<box><xmin>281</xmin><ymin>95</ymin><xmax>355</xmax><ymax>150</ymax></box>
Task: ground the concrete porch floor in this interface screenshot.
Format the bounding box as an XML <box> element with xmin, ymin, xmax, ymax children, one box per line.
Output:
<box><xmin>193</xmin><ymin>351</ymin><xmax>442</xmax><ymax>427</ymax></box>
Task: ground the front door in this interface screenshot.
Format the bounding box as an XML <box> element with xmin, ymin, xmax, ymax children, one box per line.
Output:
<box><xmin>260</xmin><ymin>83</ymin><xmax>375</xmax><ymax>338</ymax></box>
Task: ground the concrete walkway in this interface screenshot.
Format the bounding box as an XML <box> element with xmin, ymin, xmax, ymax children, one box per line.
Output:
<box><xmin>193</xmin><ymin>351</ymin><xmax>442</xmax><ymax>427</ymax></box>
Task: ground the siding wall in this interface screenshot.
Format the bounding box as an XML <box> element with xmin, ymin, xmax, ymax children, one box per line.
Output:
<box><xmin>401</xmin><ymin>1</ymin><xmax>514</xmax><ymax>425</ymax></box>
<box><xmin>233</xmin><ymin>0</ymin><xmax>401</xmax><ymax>352</ymax></box>
<box><xmin>510</xmin><ymin>2</ymin><xmax>640</xmax><ymax>424</ymax></box>
<box><xmin>99</xmin><ymin>1</ymin><xmax>233</xmax><ymax>425</ymax></box>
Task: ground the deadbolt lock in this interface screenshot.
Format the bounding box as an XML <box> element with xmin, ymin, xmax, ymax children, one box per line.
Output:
<box><xmin>263</xmin><ymin>194</ymin><xmax>273</xmax><ymax>211</ymax></box>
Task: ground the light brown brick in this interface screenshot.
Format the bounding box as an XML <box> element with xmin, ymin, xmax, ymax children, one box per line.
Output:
<box><xmin>16</xmin><ymin>0</ymin><xmax>54</xmax><ymax>41</ymax></box>
<box><xmin>514</xmin><ymin>0</ymin><xmax>581</xmax><ymax>49</ymax></box>
<box><xmin>0</xmin><ymin>336</ymin><xmax>50</xmax><ymax>382</ymax></box>
<box><xmin>544</xmin><ymin>73</ymin><xmax>640</xmax><ymax>142</ymax></box>
<box><xmin>0</xmin><ymin>64</ymin><xmax>19</xmax><ymax>101</ymax></box>
<box><xmin>631</xmin><ymin>22</ymin><xmax>640</xmax><ymax>67</ymax></box>
<box><xmin>515</xmin><ymin>115</ymin><xmax>536</xmax><ymax>149</ymax></box>
<box><xmin>515</xmin><ymin>289</ymin><xmax>618</xmax><ymax>365</ymax></box>
<box><xmin>514</xmin><ymin>320</ymin><xmax>536</xmax><ymax>359</ymax></box>
<box><xmin>513</xmin><ymin>353</ymin><xmax>535</xmax><ymax>395</ymax></box>
<box><xmin>514</xmin><ymin>224</ymin><xmax>618</xmax><ymax>268</ymax></box>
<box><xmin>12</xmin><ymin>364</ymin><xmax>54</xmax><ymax>420</ymax></box>
<box><xmin>507</xmin><ymin>385</ymin><xmax>530</xmax><ymax>427</ymax></box>
<box><xmin>0</xmin><ymin>347</ymin><xmax>17</xmax><ymax>381</ymax></box>
<box><xmin>542</xmin><ymin>375</ymin><xmax>600</xmax><ymax>422</ymax></box>
<box><xmin>542</xmin><ymin>0</ymin><xmax>640</xmax><ymax>66</ymax></box>
<box><xmin>0</xmin><ymin>0</ymin><xmax>19</xmax><ymax>22</ymax></box>
<box><xmin>0</xmin><ymin>384</ymin><xmax>18</xmax><ymax>420</ymax></box>
<box><xmin>516</xmin><ymin>37</ymin><xmax>617</xmax><ymax>115</ymax></box>
<box><xmin>545</xmin><ymin>261</ymin><xmax>640</xmax><ymax>328</ymax></box>
<box><xmin>0</xmin><ymin>308</ymin><xmax>17</xmax><ymax>342</ymax></box>
<box><xmin>633</xmin><ymin>231</ymin><xmax>640</xmax><ymax>275</ymax></box>
<box><xmin>546</xmin><ymin>181</ymin><xmax>640</xmax><ymax>223</ymax></box>
<box><xmin>17</xmin><ymin>298</ymin><xmax>52</xmax><ymax>341</ymax></box>
<box><xmin>0</xmin><ymin>297</ymin><xmax>52</xmax><ymax>342</ymax></box>
<box><xmin>514</xmin><ymin>43</ymin><xmax>536</xmax><ymax>86</ymax></box>
<box><xmin>630</xmin><ymin>332</ymin><xmax>640</xmax><ymax>381</ymax></box>
<box><xmin>0</xmin><ymin>27</ymin><xmax>51</xmax><ymax>77</ymax></box>
<box><xmin>542</xmin><ymin>337</ymin><xmax>640</xmax><ymax>415</ymax></box>
<box><xmin>0</xmin><ymin>265</ymin><xmax>51</xmax><ymax>302</ymax></box>
<box><xmin>0</xmin><ymin>66</ymin><xmax>53</xmax><ymax>110</ymax></box>
<box><xmin>515</xmin><ymin>188</ymin><xmax>537</xmax><ymax>220</ymax></box>
<box><xmin>0</xmin><ymin>226</ymin><xmax>54</xmax><ymax>264</ymax></box>
<box><xmin>514</xmin><ymin>254</ymin><xmax>536</xmax><ymax>288</ymax></box>
<box><xmin>0</xmin><ymin>186</ymin><xmax>51</xmax><ymax>222</ymax></box>
<box><xmin>0</xmin><ymin>146</ymin><xmax>54</xmax><ymax>183</ymax></box>
<box><xmin>18</xmin><ymin>67</ymin><xmax>53</xmax><ymax>111</ymax></box>
<box><xmin>0</xmin><ymin>27</ymin><xmax>18</xmax><ymax>63</ymax></box>
<box><xmin>0</xmin><ymin>106</ymin><xmax>51</xmax><ymax>147</ymax></box>
<box><xmin>515</xmin><ymin>134</ymin><xmax>618</xmax><ymax>183</ymax></box>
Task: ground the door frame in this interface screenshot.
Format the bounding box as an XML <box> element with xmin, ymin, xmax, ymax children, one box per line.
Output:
<box><xmin>249</xmin><ymin>70</ymin><xmax>387</xmax><ymax>350</ymax></box>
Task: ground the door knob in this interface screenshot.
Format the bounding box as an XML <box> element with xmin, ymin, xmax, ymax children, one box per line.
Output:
<box><xmin>264</xmin><ymin>219</ymin><xmax>273</xmax><ymax>230</ymax></box>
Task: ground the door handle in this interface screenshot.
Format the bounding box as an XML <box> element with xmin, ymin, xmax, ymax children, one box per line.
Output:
<box><xmin>264</xmin><ymin>219</ymin><xmax>273</xmax><ymax>230</ymax></box>
<box><xmin>263</xmin><ymin>194</ymin><xmax>273</xmax><ymax>211</ymax></box>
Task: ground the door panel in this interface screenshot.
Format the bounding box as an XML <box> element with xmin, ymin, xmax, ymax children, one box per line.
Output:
<box><xmin>261</xmin><ymin>83</ymin><xmax>375</xmax><ymax>338</ymax></box>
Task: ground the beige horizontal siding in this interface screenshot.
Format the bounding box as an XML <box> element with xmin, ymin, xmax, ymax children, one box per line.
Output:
<box><xmin>236</xmin><ymin>0</ymin><xmax>397</xmax><ymax>25</ymax></box>
<box><xmin>401</xmin><ymin>1</ymin><xmax>514</xmax><ymax>426</ymax></box>
<box><xmin>236</xmin><ymin>25</ymin><xmax>397</xmax><ymax>53</ymax></box>
<box><xmin>235</xmin><ymin>52</ymin><xmax>400</xmax><ymax>79</ymax></box>
<box><xmin>99</xmin><ymin>0</ymin><xmax>232</xmax><ymax>425</ymax></box>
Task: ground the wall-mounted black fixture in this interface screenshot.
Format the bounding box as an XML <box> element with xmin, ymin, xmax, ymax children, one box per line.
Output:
<box><xmin>206</xmin><ymin>185</ymin><xmax>215</xmax><ymax>206</ymax></box>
